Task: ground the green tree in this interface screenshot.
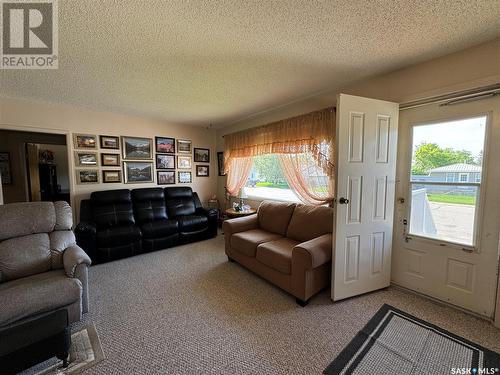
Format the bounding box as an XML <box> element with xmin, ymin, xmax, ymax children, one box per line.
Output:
<box><xmin>252</xmin><ymin>154</ymin><xmax>288</xmax><ymax>186</ymax></box>
<box><xmin>412</xmin><ymin>142</ymin><xmax>474</xmax><ymax>175</ymax></box>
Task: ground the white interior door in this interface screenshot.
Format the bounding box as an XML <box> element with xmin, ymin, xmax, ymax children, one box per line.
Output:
<box><xmin>332</xmin><ymin>94</ymin><xmax>399</xmax><ymax>301</ymax></box>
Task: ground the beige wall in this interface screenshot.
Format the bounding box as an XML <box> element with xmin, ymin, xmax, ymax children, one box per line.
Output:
<box><xmin>215</xmin><ymin>38</ymin><xmax>500</xmax><ymax>203</ymax></box>
<box><xmin>0</xmin><ymin>96</ymin><xmax>218</xmax><ymax>219</ymax></box>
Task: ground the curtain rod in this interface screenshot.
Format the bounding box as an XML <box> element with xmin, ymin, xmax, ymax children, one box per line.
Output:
<box><xmin>399</xmin><ymin>83</ymin><xmax>500</xmax><ymax>110</ymax></box>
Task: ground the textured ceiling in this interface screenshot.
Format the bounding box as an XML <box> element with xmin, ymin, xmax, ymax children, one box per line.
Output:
<box><xmin>1</xmin><ymin>0</ymin><xmax>500</xmax><ymax>127</ymax></box>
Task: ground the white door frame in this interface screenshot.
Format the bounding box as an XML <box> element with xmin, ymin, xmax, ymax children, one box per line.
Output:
<box><xmin>392</xmin><ymin>97</ymin><xmax>500</xmax><ymax>318</ymax></box>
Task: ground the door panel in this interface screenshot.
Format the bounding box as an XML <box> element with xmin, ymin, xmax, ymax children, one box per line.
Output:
<box><xmin>332</xmin><ymin>94</ymin><xmax>399</xmax><ymax>301</ymax></box>
<box><xmin>392</xmin><ymin>96</ymin><xmax>500</xmax><ymax>317</ymax></box>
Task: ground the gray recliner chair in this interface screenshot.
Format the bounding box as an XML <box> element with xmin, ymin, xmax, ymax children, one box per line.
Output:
<box><xmin>0</xmin><ymin>201</ymin><xmax>91</xmax><ymax>327</ymax></box>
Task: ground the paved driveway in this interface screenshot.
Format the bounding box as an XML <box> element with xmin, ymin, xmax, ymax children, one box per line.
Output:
<box><xmin>428</xmin><ymin>202</ymin><xmax>475</xmax><ymax>245</ymax></box>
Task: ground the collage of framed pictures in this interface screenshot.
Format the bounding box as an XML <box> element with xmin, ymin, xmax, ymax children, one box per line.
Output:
<box><xmin>73</xmin><ymin>134</ymin><xmax>99</xmax><ymax>184</ymax></box>
<box><xmin>72</xmin><ymin>133</ymin><xmax>209</xmax><ymax>186</ymax></box>
<box><xmin>155</xmin><ymin>136</ymin><xmax>176</xmax><ymax>185</ymax></box>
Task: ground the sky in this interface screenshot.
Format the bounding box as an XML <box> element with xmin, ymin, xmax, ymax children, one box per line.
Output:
<box><xmin>412</xmin><ymin>116</ymin><xmax>486</xmax><ymax>156</ymax></box>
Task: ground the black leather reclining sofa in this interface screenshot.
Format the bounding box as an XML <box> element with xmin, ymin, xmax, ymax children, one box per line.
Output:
<box><xmin>75</xmin><ymin>187</ymin><xmax>217</xmax><ymax>263</ymax></box>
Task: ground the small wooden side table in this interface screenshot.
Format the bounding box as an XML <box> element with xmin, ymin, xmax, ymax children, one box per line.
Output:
<box><xmin>225</xmin><ymin>208</ymin><xmax>256</xmax><ymax>219</ymax></box>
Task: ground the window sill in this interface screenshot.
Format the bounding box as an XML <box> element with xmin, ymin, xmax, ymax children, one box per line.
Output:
<box><xmin>243</xmin><ymin>187</ymin><xmax>301</xmax><ymax>203</ymax></box>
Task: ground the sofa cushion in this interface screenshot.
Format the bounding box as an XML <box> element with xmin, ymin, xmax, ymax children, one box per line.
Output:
<box><xmin>0</xmin><ymin>202</ymin><xmax>55</xmax><ymax>241</ymax></box>
<box><xmin>286</xmin><ymin>204</ymin><xmax>334</xmax><ymax>242</ymax></box>
<box><xmin>256</xmin><ymin>238</ymin><xmax>299</xmax><ymax>274</ymax></box>
<box><xmin>257</xmin><ymin>201</ymin><xmax>296</xmax><ymax>235</ymax></box>
<box><xmin>165</xmin><ymin>187</ymin><xmax>196</xmax><ymax>217</ymax></box>
<box><xmin>177</xmin><ymin>215</ymin><xmax>208</xmax><ymax>232</ymax></box>
<box><xmin>96</xmin><ymin>225</ymin><xmax>142</xmax><ymax>248</ymax></box>
<box><xmin>231</xmin><ymin>229</ymin><xmax>282</xmax><ymax>257</ymax></box>
<box><xmin>132</xmin><ymin>188</ymin><xmax>168</xmax><ymax>224</ymax></box>
<box><xmin>91</xmin><ymin>189</ymin><xmax>135</xmax><ymax>230</ymax></box>
<box><xmin>141</xmin><ymin>220</ymin><xmax>178</xmax><ymax>239</ymax></box>
<box><xmin>0</xmin><ymin>269</ymin><xmax>82</xmax><ymax>327</ymax></box>
<box><xmin>0</xmin><ymin>233</ymin><xmax>51</xmax><ymax>283</ymax></box>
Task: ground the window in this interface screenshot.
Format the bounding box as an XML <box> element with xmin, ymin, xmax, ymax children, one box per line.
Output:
<box><xmin>409</xmin><ymin>116</ymin><xmax>486</xmax><ymax>247</ymax></box>
<box><xmin>244</xmin><ymin>154</ymin><xmax>300</xmax><ymax>202</ymax></box>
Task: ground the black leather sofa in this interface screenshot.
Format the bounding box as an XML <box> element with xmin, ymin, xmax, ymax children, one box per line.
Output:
<box><xmin>75</xmin><ymin>187</ymin><xmax>217</xmax><ymax>263</ymax></box>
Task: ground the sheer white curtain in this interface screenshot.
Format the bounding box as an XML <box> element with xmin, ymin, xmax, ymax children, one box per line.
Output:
<box><xmin>279</xmin><ymin>153</ymin><xmax>334</xmax><ymax>205</ymax></box>
<box><xmin>225</xmin><ymin>157</ymin><xmax>253</xmax><ymax>196</ymax></box>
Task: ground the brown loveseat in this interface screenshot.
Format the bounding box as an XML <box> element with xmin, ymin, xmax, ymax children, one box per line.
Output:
<box><xmin>223</xmin><ymin>201</ymin><xmax>333</xmax><ymax>305</ymax></box>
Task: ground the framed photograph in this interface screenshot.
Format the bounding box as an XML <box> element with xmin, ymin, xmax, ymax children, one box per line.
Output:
<box><xmin>178</xmin><ymin>171</ymin><xmax>192</xmax><ymax>183</ymax></box>
<box><xmin>177</xmin><ymin>139</ymin><xmax>192</xmax><ymax>154</ymax></box>
<box><xmin>76</xmin><ymin>169</ymin><xmax>99</xmax><ymax>184</ymax></box>
<box><xmin>102</xmin><ymin>170</ymin><xmax>122</xmax><ymax>183</ymax></box>
<box><xmin>157</xmin><ymin>170</ymin><xmax>175</xmax><ymax>185</ymax></box>
<box><xmin>73</xmin><ymin>134</ymin><xmax>97</xmax><ymax>149</ymax></box>
<box><xmin>101</xmin><ymin>153</ymin><xmax>120</xmax><ymax>166</ymax></box>
<box><xmin>156</xmin><ymin>154</ymin><xmax>175</xmax><ymax>169</ymax></box>
<box><xmin>122</xmin><ymin>136</ymin><xmax>153</xmax><ymax>160</ymax></box>
<box><xmin>196</xmin><ymin>165</ymin><xmax>209</xmax><ymax>177</ymax></box>
<box><xmin>155</xmin><ymin>137</ymin><xmax>175</xmax><ymax>153</ymax></box>
<box><xmin>194</xmin><ymin>148</ymin><xmax>210</xmax><ymax>163</ymax></box>
<box><xmin>0</xmin><ymin>152</ymin><xmax>12</xmax><ymax>185</ymax></box>
<box><xmin>100</xmin><ymin>135</ymin><xmax>120</xmax><ymax>150</ymax></box>
<box><xmin>217</xmin><ymin>151</ymin><xmax>226</xmax><ymax>176</ymax></box>
<box><xmin>177</xmin><ymin>155</ymin><xmax>192</xmax><ymax>169</ymax></box>
<box><xmin>123</xmin><ymin>161</ymin><xmax>154</xmax><ymax>183</ymax></box>
<box><xmin>74</xmin><ymin>151</ymin><xmax>98</xmax><ymax>167</ymax></box>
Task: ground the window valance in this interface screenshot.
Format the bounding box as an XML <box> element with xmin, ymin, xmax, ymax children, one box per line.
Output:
<box><xmin>224</xmin><ymin>107</ymin><xmax>335</xmax><ymax>176</ymax></box>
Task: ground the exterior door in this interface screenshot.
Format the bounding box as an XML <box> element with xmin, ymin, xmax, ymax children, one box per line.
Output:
<box><xmin>332</xmin><ymin>94</ymin><xmax>399</xmax><ymax>301</ymax></box>
<box><xmin>392</xmin><ymin>96</ymin><xmax>500</xmax><ymax>317</ymax></box>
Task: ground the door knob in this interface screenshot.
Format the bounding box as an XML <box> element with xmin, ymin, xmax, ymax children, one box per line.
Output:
<box><xmin>338</xmin><ymin>197</ymin><xmax>349</xmax><ymax>205</ymax></box>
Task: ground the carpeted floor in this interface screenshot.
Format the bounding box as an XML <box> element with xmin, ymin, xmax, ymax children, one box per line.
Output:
<box><xmin>74</xmin><ymin>234</ymin><xmax>500</xmax><ymax>374</ymax></box>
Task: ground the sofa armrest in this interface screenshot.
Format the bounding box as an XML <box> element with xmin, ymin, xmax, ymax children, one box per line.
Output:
<box><xmin>74</xmin><ymin>221</ymin><xmax>96</xmax><ymax>260</ymax></box>
<box><xmin>292</xmin><ymin>233</ymin><xmax>332</xmax><ymax>270</ymax></box>
<box><xmin>63</xmin><ymin>244</ymin><xmax>91</xmax><ymax>278</ymax></box>
<box><xmin>222</xmin><ymin>214</ymin><xmax>258</xmax><ymax>235</ymax></box>
<box><xmin>196</xmin><ymin>207</ymin><xmax>218</xmax><ymax>237</ymax></box>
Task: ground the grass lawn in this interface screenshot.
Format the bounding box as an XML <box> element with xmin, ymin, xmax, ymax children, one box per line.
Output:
<box><xmin>427</xmin><ymin>194</ymin><xmax>475</xmax><ymax>205</ymax></box>
<box><xmin>255</xmin><ymin>182</ymin><xmax>290</xmax><ymax>189</ymax></box>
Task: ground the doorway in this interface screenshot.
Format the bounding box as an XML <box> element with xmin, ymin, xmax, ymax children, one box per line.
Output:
<box><xmin>0</xmin><ymin>129</ymin><xmax>70</xmax><ymax>204</ymax></box>
<box><xmin>392</xmin><ymin>95</ymin><xmax>500</xmax><ymax>317</ymax></box>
